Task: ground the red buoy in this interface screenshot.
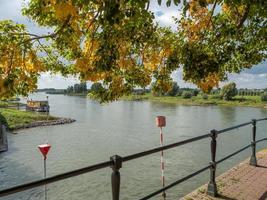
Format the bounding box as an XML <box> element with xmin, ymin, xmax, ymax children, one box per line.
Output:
<box><xmin>38</xmin><ymin>144</ymin><xmax>51</xmax><ymax>160</ymax></box>
<box><xmin>156</xmin><ymin>116</ymin><xmax>166</xmax><ymax>127</ymax></box>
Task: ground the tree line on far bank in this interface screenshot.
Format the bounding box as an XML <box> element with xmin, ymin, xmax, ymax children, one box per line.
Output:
<box><xmin>88</xmin><ymin>81</ymin><xmax>267</xmax><ymax>102</ymax></box>
<box><xmin>39</xmin><ymin>82</ymin><xmax>88</xmax><ymax>95</ymax></box>
<box><xmin>66</xmin><ymin>83</ymin><xmax>87</xmax><ymax>94</ymax></box>
<box><xmin>135</xmin><ymin>82</ymin><xmax>267</xmax><ymax>102</ymax></box>
<box><xmin>40</xmin><ymin>81</ymin><xmax>267</xmax><ymax>102</ymax></box>
<box><xmin>43</xmin><ymin>82</ymin><xmax>101</xmax><ymax>95</ymax></box>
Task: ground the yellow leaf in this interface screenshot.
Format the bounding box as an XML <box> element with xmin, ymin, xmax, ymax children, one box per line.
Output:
<box><xmin>54</xmin><ymin>3</ymin><xmax>77</xmax><ymax>20</ymax></box>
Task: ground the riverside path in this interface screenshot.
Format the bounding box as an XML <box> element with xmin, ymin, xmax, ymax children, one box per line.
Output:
<box><xmin>182</xmin><ymin>149</ymin><xmax>267</xmax><ymax>200</ymax></box>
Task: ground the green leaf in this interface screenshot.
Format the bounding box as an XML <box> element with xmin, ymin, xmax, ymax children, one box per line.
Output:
<box><xmin>166</xmin><ymin>0</ymin><xmax>172</xmax><ymax>7</ymax></box>
<box><xmin>173</xmin><ymin>0</ymin><xmax>181</xmax><ymax>6</ymax></box>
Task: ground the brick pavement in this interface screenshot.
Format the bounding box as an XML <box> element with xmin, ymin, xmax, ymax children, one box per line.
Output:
<box><xmin>182</xmin><ymin>149</ymin><xmax>267</xmax><ymax>200</ymax></box>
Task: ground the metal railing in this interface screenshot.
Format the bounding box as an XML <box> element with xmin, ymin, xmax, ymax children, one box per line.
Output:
<box><xmin>0</xmin><ymin>118</ymin><xmax>267</xmax><ymax>199</ymax></box>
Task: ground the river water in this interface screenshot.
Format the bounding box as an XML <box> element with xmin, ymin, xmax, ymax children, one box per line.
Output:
<box><xmin>0</xmin><ymin>93</ymin><xmax>267</xmax><ymax>200</ymax></box>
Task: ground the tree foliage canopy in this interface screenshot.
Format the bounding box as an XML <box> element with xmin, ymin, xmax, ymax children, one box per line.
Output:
<box><xmin>220</xmin><ymin>82</ymin><xmax>238</xmax><ymax>100</ymax></box>
<box><xmin>179</xmin><ymin>0</ymin><xmax>266</xmax><ymax>93</ymax></box>
<box><xmin>0</xmin><ymin>0</ymin><xmax>266</xmax><ymax>102</ymax></box>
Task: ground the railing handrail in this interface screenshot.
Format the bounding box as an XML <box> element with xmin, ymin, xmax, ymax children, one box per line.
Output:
<box><xmin>0</xmin><ymin>117</ymin><xmax>266</xmax><ymax>199</ymax></box>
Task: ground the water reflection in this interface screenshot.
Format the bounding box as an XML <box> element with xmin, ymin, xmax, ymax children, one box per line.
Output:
<box><xmin>218</xmin><ymin>106</ymin><xmax>237</xmax><ymax>125</ymax></box>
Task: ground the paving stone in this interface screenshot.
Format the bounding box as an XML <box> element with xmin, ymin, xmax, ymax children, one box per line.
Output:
<box><xmin>182</xmin><ymin>149</ymin><xmax>267</xmax><ymax>200</ymax></box>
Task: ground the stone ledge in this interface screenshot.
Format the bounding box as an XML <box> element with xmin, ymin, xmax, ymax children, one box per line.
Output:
<box><xmin>11</xmin><ymin>118</ymin><xmax>76</xmax><ymax>131</ymax></box>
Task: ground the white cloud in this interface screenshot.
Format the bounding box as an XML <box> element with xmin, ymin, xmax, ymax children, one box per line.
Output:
<box><xmin>37</xmin><ymin>73</ymin><xmax>79</xmax><ymax>89</ymax></box>
<box><xmin>0</xmin><ymin>0</ymin><xmax>51</xmax><ymax>35</ymax></box>
<box><xmin>223</xmin><ymin>73</ymin><xmax>267</xmax><ymax>89</ymax></box>
<box><xmin>171</xmin><ymin>69</ymin><xmax>196</xmax><ymax>88</ymax></box>
<box><xmin>171</xmin><ymin>70</ymin><xmax>267</xmax><ymax>89</ymax></box>
<box><xmin>0</xmin><ymin>1</ymin><xmax>22</xmax><ymax>20</ymax></box>
<box><xmin>150</xmin><ymin>1</ymin><xmax>181</xmax><ymax>29</ymax></box>
<box><xmin>259</xmin><ymin>74</ymin><xmax>267</xmax><ymax>78</ymax></box>
<box><xmin>155</xmin><ymin>10</ymin><xmax>178</xmax><ymax>28</ymax></box>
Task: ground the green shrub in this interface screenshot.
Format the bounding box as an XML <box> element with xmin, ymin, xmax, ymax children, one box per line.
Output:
<box><xmin>176</xmin><ymin>90</ymin><xmax>183</xmax><ymax>96</ymax></box>
<box><xmin>182</xmin><ymin>91</ymin><xmax>192</xmax><ymax>99</ymax></box>
<box><xmin>90</xmin><ymin>82</ymin><xmax>104</xmax><ymax>93</ymax></box>
<box><xmin>210</xmin><ymin>94</ymin><xmax>222</xmax><ymax>100</ymax></box>
<box><xmin>261</xmin><ymin>92</ymin><xmax>267</xmax><ymax>101</ymax></box>
<box><xmin>220</xmin><ymin>82</ymin><xmax>238</xmax><ymax>101</ymax></box>
<box><xmin>166</xmin><ymin>82</ymin><xmax>179</xmax><ymax>96</ymax></box>
<box><xmin>202</xmin><ymin>94</ymin><xmax>208</xmax><ymax>100</ymax></box>
<box><xmin>192</xmin><ymin>90</ymin><xmax>199</xmax><ymax>96</ymax></box>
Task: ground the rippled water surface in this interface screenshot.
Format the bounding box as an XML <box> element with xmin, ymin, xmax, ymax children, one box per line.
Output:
<box><xmin>1</xmin><ymin>93</ymin><xmax>267</xmax><ymax>200</ymax></box>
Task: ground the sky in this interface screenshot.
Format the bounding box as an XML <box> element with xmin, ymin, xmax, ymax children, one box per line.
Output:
<box><xmin>0</xmin><ymin>0</ymin><xmax>266</xmax><ymax>89</ymax></box>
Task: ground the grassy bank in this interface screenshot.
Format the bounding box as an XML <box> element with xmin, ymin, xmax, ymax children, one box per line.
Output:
<box><xmin>0</xmin><ymin>101</ymin><xmax>21</xmax><ymax>108</ymax></box>
<box><xmin>121</xmin><ymin>94</ymin><xmax>267</xmax><ymax>108</ymax></box>
<box><xmin>0</xmin><ymin>108</ymin><xmax>58</xmax><ymax>130</ymax></box>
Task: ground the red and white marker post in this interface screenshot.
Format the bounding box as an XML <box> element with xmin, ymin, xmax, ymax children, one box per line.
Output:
<box><xmin>156</xmin><ymin>116</ymin><xmax>166</xmax><ymax>200</ymax></box>
<box><xmin>38</xmin><ymin>143</ymin><xmax>51</xmax><ymax>200</ymax></box>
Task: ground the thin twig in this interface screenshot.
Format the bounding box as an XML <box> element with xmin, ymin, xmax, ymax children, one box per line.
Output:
<box><xmin>8</xmin><ymin>50</ymin><xmax>14</xmax><ymax>74</ymax></box>
<box><xmin>36</xmin><ymin>40</ymin><xmax>57</xmax><ymax>64</ymax></box>
<box><xmin>19</xmin><ymin>16</ymin><xmax>71</xmax><ymax>45</ymax></box>
<box><xmin>146</xmin><ymin>1</ymin><xmax>150</xmax><ymax>11</ymax></box>
<box><xmin>208</xmin><ymin>0</ymin><xmax>217</xmax><ymax>29</ymax></box>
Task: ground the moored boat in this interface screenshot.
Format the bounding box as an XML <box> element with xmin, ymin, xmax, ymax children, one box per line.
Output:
<box><xmin>26</xmin><ymin>100</ymin><xmax>50</xmax><ymax>112</ymax></box>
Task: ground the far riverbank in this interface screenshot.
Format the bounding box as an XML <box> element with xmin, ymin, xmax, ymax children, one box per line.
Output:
<box><xmin>120</xmin><ymin>94</ymin><xmax>267</xmax><ymax>109</ymax></box>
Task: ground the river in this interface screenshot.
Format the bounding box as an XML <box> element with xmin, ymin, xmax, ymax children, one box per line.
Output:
<box><xmin>0</xmin><ymin>93</ymin><xmax>267</xmax><ymax>200</ymax></box>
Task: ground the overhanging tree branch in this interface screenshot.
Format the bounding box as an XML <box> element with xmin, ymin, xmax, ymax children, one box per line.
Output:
<box><xmin>208</xmin><ymin>0</ymin><xmax>218</xmax><ymax>28</ymax></box>
<box><xmin>237</xmin><ymin>3</ymin><xmax>250</xmax><ymax>28</ymax></box>
<box><xmin>19</xmin><ymin>16</ymin><xmax>71</xmax><ymax>45</ymax></box>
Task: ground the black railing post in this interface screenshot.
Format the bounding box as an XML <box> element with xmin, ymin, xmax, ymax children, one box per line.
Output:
<box><xmin>249</xmin><ymin>119</ymin><xmax>257</xmax><ymax>166</ymax></box>
<box><xmin>110</xmin><ymin>155</ymin><xmax>122</xmax><ymax>200</ymax></box>
<box><xmin>207</xmin><ymin>129</ymin><xmax>218</xmax><ymax>197</ymax></box>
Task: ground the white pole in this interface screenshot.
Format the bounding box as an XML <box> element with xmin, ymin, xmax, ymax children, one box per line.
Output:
<box><xmin>160</xmin><ymin>127</ymin><xmax>166</xmax><ymax>200</ymax></box>
<box><xmin>38</xmin><ymin>144</ymin><xmax>51</xmax><ymax>200</ymax></box>
<box><xmin>44</xmin><ymin>158</ymin><xmax>47</xmax><ymax>200</ymax></box>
